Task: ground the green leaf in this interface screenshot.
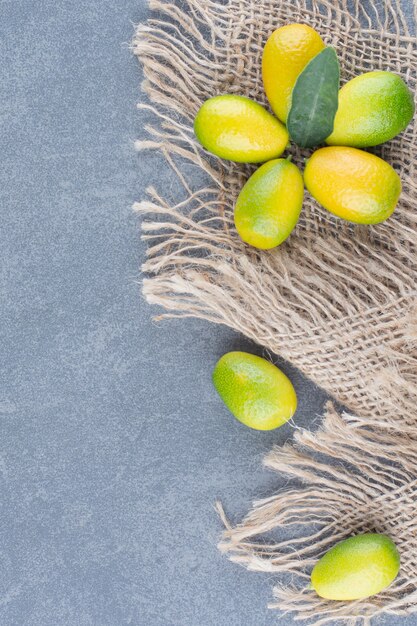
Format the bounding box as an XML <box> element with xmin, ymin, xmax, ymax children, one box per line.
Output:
<box><xmin>287</xmin><ymin>47</ymin><xmax>340</xmax><ymax>148</ymax></box>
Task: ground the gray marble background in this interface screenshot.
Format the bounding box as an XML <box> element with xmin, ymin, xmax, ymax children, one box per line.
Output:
<box><xmin>1</xmin><ymin>0</ymin><xmax>414</xmax><ymax>624</ymax></box>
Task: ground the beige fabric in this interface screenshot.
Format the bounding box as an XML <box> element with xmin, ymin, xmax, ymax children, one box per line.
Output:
<box><xmin>134</xmin><ymin>0</ymin><xmax>417</xmax><ymax>431</ymax></box>
<box><xmin>133</xmin><ymin>0</ymin><xmax>417</xmax><ymax>621</ymax></box>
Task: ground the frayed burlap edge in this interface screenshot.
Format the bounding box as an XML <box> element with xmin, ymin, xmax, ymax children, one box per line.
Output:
<box><xmin>133</xmin><ymin>0</ymin><xmax>417</xmax><ymax>622</ymax></box>
<box><xmin>217</xmin><ymin>402</ymin><xmax>417</xmax><ymax>625</ymax></box>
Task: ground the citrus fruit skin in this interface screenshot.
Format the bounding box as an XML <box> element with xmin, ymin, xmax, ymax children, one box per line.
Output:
<box><xmin>326</xmin><ymin>71</ymin><xmax>415</xmax><ymax>147</ymax></box>
<box><xmin>304</xmin><ymin>146</ymin><xmax>401</xmax><ymax>224</ymax></box>
<box><xmin>262</xmin><ymin>24</ymin><xmax>325</xmax><ymax>123</ymax></box>
<box><xmin>194</xmin><ymin>95</ymin><xmax>289</xmax><ymax>163</ymax></box>
<box><xmin>311</xmin><ymin>533</ymin><xmax>400</xmax><ymax>601</ymax></box>
<box><xmin>212</xmin><ymin>352</ymin><xmax>297</xmax><ymax>431</ymax></box>
<box><xmin>234</xmin><ymin>159</ymin><xmax>303</xmax><ymax>249</ymax></box>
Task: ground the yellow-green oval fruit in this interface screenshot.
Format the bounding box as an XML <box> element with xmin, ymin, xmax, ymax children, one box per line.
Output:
<box><xmin>304</xmin><ymin>146</ymin><xmax>401</xmax><ymax>224</ymax></box>
<box><xmin>311</xmin><ymin>533</ymin><xmax>400</xmax><ymax>600</ymax></box>
<box><xmin>194</xmin><ymin>95</ymin><xmax>289</xmax><ymax>163</ymax></box>
<box><xmin>234</xmin><ymin>159</ymin><xmax>303</xmax><ymax>249</ymax></box>
<box><xmin>326</xmin><ymin>71</ymin><xmax>415</xmax><ymax>147</ymax></box>
<box><xmin>262</xmin><ymin>24</ymin><xmax>325</xmax><ymax>122</ymax></box>
<box><xmin>212</xmin><ymin>352</ymin><xmax>297</xmax><ymax>431</ymax></box>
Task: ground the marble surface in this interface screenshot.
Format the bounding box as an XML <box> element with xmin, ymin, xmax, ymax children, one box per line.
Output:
<box><xmin>0</xmin><ymin>0</ymin><xmax>413</xmax><ymax>624</ymax></box>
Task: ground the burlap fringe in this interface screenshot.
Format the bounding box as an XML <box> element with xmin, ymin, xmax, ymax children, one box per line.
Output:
<box><xmin>217</xmin><ymin>403</ymin><xmax>417</xmax><ymax>625</ymax></box>
<box><xmin>133</xmin><ymin>0</ymin><xmax>417</xmax><ymax>622</ymax></box>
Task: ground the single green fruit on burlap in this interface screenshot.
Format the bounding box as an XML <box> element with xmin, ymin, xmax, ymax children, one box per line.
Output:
<box><xmin>212</xmin><ymin>352</ymin><xmax>297</xmax><ymax>430</ymax></box>
<box><xmin>326</xmin><ymin>71</ymin><xmax>414</xmax><ymax>147</ymax></box>
<box><xmin>311</xmin><ymin>533</ymin><xmax>400</xmax><ymax>600</ymax></box>
<box><xmin>194</xmin><ymin>95</ymin><xmax>289</xmax><ymax>163</ymax></box>
<box><xmin>234</xmin><ymin>158</ymin><xmax>303</xmax><ymax>249</ymax></box>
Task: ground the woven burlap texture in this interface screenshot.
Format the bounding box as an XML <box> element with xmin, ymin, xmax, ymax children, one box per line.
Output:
<box><xmin>133</xmin><ymin>0</ymin><xmax>417</xmax><ymax>622</ymax></box>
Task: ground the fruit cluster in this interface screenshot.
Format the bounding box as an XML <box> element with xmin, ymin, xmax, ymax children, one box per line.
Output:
<box><xmin>194</xmin><ymin>24</ymin><xmax>414</xmax><ymax>249</ymax></box>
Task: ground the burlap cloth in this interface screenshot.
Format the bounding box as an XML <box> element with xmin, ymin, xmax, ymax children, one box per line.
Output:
<box><xmin>133</xmin><ymin>0</ymin><xmax>417</xmax><ymax>623</ymax></box>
